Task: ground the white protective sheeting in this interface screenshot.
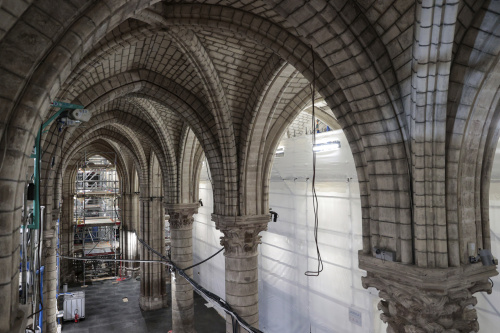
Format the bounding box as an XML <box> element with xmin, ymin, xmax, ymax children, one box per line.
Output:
<box><xmin>476</xmin><ymin>143</ymin><xmax>500</xmax><ymax>330</ymax></box>
<box><xmin>193</xmin><ymin>162</ymin><xmax>226</xmax><ymax>317</ymax></box>
<box><xmin>193</xmin><ymin>130</ymin><xmax>386</xmax><ymax>331</ymax></box>
<box><xmin>192</xmin><ymin>130</ymin><xmax>500</xmax><ymax>332</ymax></box>
<box><xmin>260</xmin><ymin>131</ymin><xmax>384</xmax><ymax>333</ymax></box>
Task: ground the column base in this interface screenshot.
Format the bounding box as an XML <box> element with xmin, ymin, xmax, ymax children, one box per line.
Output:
<box><xmin>359</xmin><ymin>252</ymin><xmax>498</xmax><ymax>333</ymax></box>
<box><xmin>9</xmin><ymin>305</ymin><xmax>29</xmax><ymax>333</ymax></box>
<box><xmin>172</xmin><ymin>307</ymin><xmax>196</xmax><ymax>333</ymax></box>
<box><xmin>139</xmin><ymin>295</ymin><xmax>169</xmax><ymax>311</ymax></box>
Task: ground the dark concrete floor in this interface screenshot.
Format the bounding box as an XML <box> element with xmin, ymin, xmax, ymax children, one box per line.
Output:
<box><xmin>61</xmin><ymin>278</ymin><xmax>226</xmax><ymax>333</ymax></box>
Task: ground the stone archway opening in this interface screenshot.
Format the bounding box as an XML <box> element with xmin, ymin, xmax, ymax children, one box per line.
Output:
<box><xmin>477</xmin><ymin>138</ymin><xmax>500</xmax><ymax>330</ymax></box>
<box><xmin>192</xmin><ymin>157</ymin><xmax>227</xmax><ymax>317</ymax></box>
<box><xmin>191</xmin><ymin>101</ymin><xmax>388</xmax><ymax>332</ymax></box>
<box><xmin>259</xmin><ymin>106</ymin><xmax>388</xmax><ymax>333</ymax></box>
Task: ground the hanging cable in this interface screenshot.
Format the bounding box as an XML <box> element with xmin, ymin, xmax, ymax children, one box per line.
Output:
<box><xmin>57</xmin><ymin>254</ymin><xmax>171</xmax><ymax>265</ymax></box>
<box><xmin>37</xmin><ymin>154</ymin><xmax>44</xmax><ymax>311</ymax></box>
<box><xmin>233</xmin><ymin>316</ymin><xmax>239</xmax><ymax>333</ymax></box>
<box><xmin>305</xmin><ymin>45</ymin><xmax>324</xmax><ymax>277</ymax></box>
<box><xmin>184</xmin><ymin>247</ymin><xmax>224</xmax><ymax>271</ymax></box>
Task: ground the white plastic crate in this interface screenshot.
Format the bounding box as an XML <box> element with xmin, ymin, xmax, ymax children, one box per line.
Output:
<box><xmin>63</xmin><ymin>291</ymin><xmax>85</xmax><ymax>321</ymax></box>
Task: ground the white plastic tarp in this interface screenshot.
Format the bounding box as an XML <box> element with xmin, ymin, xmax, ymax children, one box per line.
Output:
<box><xmin>258</xmin><ymin>131</ymin><xmax>384</xmax><ymax>333</ymax></box>
<box><xmin>193</xmin><ymin>164</ymin><xmax>226</xmax><ymax>317</ymax></box>
<box><xmin>193</xmin><ymin>130</ymin><xmax>386</xmax><ymax>332</ymax></box>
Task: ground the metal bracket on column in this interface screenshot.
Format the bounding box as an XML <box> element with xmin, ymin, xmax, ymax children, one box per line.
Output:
<box><xmin>28</xmin><ymin>101</ymin><xmax>87</xmax><ymax>229</ymax></box>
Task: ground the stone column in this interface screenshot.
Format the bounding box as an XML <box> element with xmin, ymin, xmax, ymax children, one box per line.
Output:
<box><xmin>166</xmin><ymin>203</ymin><xmax>199</xmax><ymax>333</ymax></box>
<box><xmin>131</xmin><ymin>193</ymin><xmax>140</xmax><ymax>271</ymax></box>
<box><xmin>60</xmin><ymin>195</ymin><xmax>74</xmax><ymax>282</ymax></box>
<box><xmin>42</xmin><ymin>230</ymin><xmax>57</xmax><ymax>333</ymax></box>
<box><xmin>359</xmin><ymin>253</ymin><xmax>498</xmax><ymax>333</ymax></box>
<box><xmin>139</xmin><ymin>197</ymin><xmax>168</xmax><ymax>310</ymax></box>
<box><xmin>121</xmin><ymin>193</ymin><xmax>139</xmax><ymax>274</ymax></box>
<box><xmin>119</xmin><ymin>193</ymin><xmax>129</xmax><ymax>273</ymax></box>
<box><xmin>213</xmin><ymin>214</ymin><xmax>269</xmax><ymax>333</ymax></box>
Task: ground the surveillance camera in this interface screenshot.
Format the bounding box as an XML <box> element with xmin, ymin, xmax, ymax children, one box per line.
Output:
<box><xmin>69</xmin><ymin>109</ymin><xmax>92</xmax><ymax>122</ymax></box>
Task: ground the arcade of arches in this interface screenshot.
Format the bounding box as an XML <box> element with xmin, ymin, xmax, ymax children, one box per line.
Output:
<box><xmin>0</xmin><ymin>0</ymin><xmax>499</xmax><ymax>332</ymax></box>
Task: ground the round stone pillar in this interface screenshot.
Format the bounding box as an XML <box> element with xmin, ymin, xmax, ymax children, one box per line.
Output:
<box><xmin>139</xmin><ymin>197</ymin><xmax>168</xmax><ymax>310</ymax></box>
<box><xmin>166</xmin><ymin>203</ymin><xmax>199</xmax><ymax>333</ymax></box>
<box><xmin>213</xmin><ymin>214</ymin><xmax>269</xmax><ymax>333</ymax></box>
<box><xmin>60</xmin><ymin>195</ymin><xmax>74</xmax><ymax>282</ymax></box>
<box><xmin>42</xmin><ymin>230</ymin><xmax>57</xmax><ymax>333</ymax></box>
<box><xmin>121</xmin><ymin>193</ymin><xmax>139</xmax><ymax>274</ymax></box>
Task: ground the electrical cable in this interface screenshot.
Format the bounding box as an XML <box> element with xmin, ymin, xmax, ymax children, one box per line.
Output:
<box><xmin>27</xmin><ymin>309</ymin><xmax>43</xmax><ymax>319</ymax></box>
<box><xmin>183</xmin><ymin>247</ymin><xmax>224</xmax><ymax>271</ymax></box>
<box><xmin>135</xmin><ymin>231</ymin><xmax>169</xmax><ymax>262</ymax></box>
<box><xmin>57</xmin><ymin>254</ymin><xmax>171</xmax><ymax>265</ymax></box>
<box><xmin>175</xmin><ymin>268</ymin><xmax>262</xmax><ymax>333</ymax></box>
<box><xmin>305</xmin><ymin>46</ymin><xmax>324</xmax><ymax>277</ymax></box>
<box><xmin>232</xmin><ymin>316</ymin><xmax>239</xmax><ymax>333</ymax></box>
<box><xmin>37</xmin><ymin>161</ymin><xmax>43</xmax><ymax>312</ymax></box>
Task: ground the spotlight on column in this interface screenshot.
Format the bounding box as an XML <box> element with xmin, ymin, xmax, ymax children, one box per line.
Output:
<box><xmin>469</xmin><ymin>248</ymin><xmax>498</xmax><ymax>266</ymax></box>
<box><xmin>275</xmin><ymin>146</ymin><xmax>285</xmax><ymax>158</ymax></box>
<box><xmin>479</xmin><ymin>249</ymin><xmax>498</xmax><ymax>266</ymax></box>
<box><xmin>68</xmin><ymin>109</ymin><xmax>92</xmax><ymax>122</ymax></box>
<box><xmin>269</xmin><ymin>208</ymin><xmax>278</xmax><ymax>222</ymax></box>
<box><xmin>198</xmin><ymin>199</ymin><xmax>203</xmax><ymax>207</ymax></box>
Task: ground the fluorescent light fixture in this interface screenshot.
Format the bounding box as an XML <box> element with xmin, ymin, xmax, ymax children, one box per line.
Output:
<box><xmin>315</xmin><ymin>100</ymin><xmax>328</xmax><ymax>108</ymax></box>
<box><xmin>312</xmin><ymin>140</ymin><xmax>341</xmax><ymax>152</ymax></box>
<box><xmin>275</xmin><ymin>146</ymin><xmax>285</xmax><ymax>157</ymax></box>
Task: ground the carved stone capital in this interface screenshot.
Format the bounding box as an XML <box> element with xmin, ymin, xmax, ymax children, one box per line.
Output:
<box><xmin>212</xmin><ymin>214</ymin><xmax>270</xmax><ymax>257</ymax></box>
<box><xmin>359</xmin><ymin>253</ymin><xmax>498</xmax><ymax>333</ymax></box>
<box><xmin>165</xmin><ymin>203</ymin><xmax>199</xmax><ymax>229</ymax></box>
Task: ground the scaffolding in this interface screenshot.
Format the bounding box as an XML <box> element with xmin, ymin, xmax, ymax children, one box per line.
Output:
<box><xmin>73</xmin><ymin>154</ymin><xmax>121</xmax><ymax>282</ymax></box>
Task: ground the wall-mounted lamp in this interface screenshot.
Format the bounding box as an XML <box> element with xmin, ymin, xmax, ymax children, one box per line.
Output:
<box><xmin>470</xmin><ymin>248</ymin><xmax>498</xmax><ymax>266</ymax></box>
<box><xmin>312</xmin><ymin>140</ymin><xmax>341</xmax><ymax>152</ymax></box>
<box><xmin>269</xmin><ymin>208</ymin><xmax>278</xmax><ymax>222</ymax></box>
<box><xmin>275</xmin><ymin>146</ymin><xmax>285</xmax><ymax>158</ymax></box>
<box><xmin>198</xmin><ymin>199</ymin><xmax>203</xmax><ymax>207</ymax></box>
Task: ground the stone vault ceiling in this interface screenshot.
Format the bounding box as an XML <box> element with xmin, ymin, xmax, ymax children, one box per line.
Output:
<box><xmin>1</xmin><ymin>1</ymin><xmax>500</xmax><ymax>333</ymax></box>
<box><xmin>58</xmin><ymin>10</ymin><xmax>306</xmax><ymax>150</ymax></box>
